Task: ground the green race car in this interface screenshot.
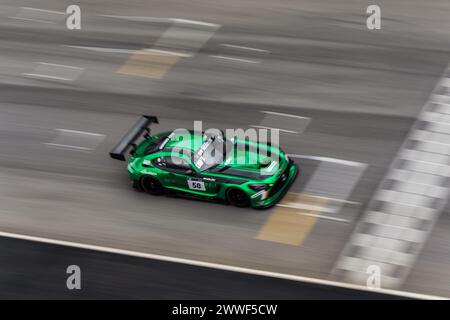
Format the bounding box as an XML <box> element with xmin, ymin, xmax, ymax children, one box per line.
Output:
<box><xmin>110</xmin><ymin>116</ymin><xmax>298</xmax><ymax>208</ymax></box>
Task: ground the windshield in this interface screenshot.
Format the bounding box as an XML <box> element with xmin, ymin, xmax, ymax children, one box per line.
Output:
<box><xmin>193</xmin><ymin>134</ymin><xmax>232</xmax><ymax>171</ymax></box>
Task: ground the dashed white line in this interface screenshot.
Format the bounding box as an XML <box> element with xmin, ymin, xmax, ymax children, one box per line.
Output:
<box><xmin>171</xmin><ymin>18</ymin><xmax>219</xmax><ymax>27</ymax></box>
<box><xmin>64</xmin><ymin>46</ymin><xmax>192</xmax><ymax>57</ymax></box>
<box><xmin>221</xmin><ymin>44</ymin><xmax>270</xmax><ymax>53</ymax></box>
<box><xmin>21</xmin><ymin>7</ymin><xmax>65</xmax><ymax>15</ymax></box>
<box><xmin>9</xmin><ymin>17</ymin><xmax>56</xmax><ymax>24</ymax></box>
<box><xmin>98</xmin><ymin>15</ymin><xmax>169</xmax><ymax>23</ymax></box>
<box><xmin>0</xmin><ymin>230</ymin><xmax>443</xmax><ymax>300</ymax></box>
<box><xmin>276</xmin><ymin>204</ymin><xmax>350</xmax><ymax>222</ymax></box>
<box><xmin>37</xmin><ymin>63</ymin><xmax>83</xmax><ymax>70</ymax></box>
<box><xmin>97</xmin><ymin>15</ymin><xmax>219</xmax><ymax>27</ymax></box>
<box><xmin>211</xmin><ymin>55</ymin><xmax>260</xmax><ymax>64</ymax></box>
<box><xmin>250</xmin><ymin>125</ymin><xmax>299</xmax><ymax>135</ymax></box>
<box><xmin>43</xmin><ymin>143</ymin><xmax>93</xmax><ymax>151</ymax></box>
<box><xmin>23</xmin><ymin>73</ymin><xmax>73</xmax><ymax>81</ymax></box>
<box><xmin>143</xmin><ymin>49</ymin><xmax>192</xmax><ymax>57</ymax></box>
<box><xmin>287</xmin><ymin>154</ymin><xmax>367</xmax><ymax>168</ymax></box>
<box><xmin>55</xmin><ymin>129</ymin><xmax>104</xmax><ymax>137</ymax></box>
<box><xmin>63</xmin><ymin>45</ymin><xmax>136</xmax><ymax>54</ymax></box>
<box><xmin>261</xmin><ymin>110</ymin><xmax>310</xmax><ymax>120</ymax></box>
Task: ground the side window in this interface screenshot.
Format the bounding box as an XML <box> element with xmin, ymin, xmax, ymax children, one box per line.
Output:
<box><xmin>153</xmin><ymin>156</ymin><xmax>192</xmax><ymax>173</ymax></box>
<box><xmin>152</xmin><ymin>157</ymin><xmax>167</xmax><ymax>168</ymax></box>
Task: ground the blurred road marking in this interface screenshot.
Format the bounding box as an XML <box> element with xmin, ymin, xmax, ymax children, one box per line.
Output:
<box><xmin>44</xmin><ymin>143</ymin><xmax>92</xmax><ymax>151</ymax></box>
<box><xmin>287</xmin><ymin>154</ymin><xmax>366</xmax><ymax>167</ymax></box>
<box><xmin>0</xmin><ymin>231</ymin><xmax>442</xmax><ymax>299</ymax></box>
<box><xmin>64</xmin><ymin>46</ymin><xmax>136</xmax><ymax>54</ymax></box>
<box><xmin>172</xmin><ymin>18</ymin><xmax>219</xmax><ymax>27</ymax></box>
<box><xmin>56</xmin><ymin>129</ymin><xmax>105</xmax><ymax>137</ymax></box>
<box><xmin>117</xmin><ymin>19</ymin><xmax>219</xmax><ymax>79</ymax></box>
<box><xmin>221</xmin><ymin>44</ymin><xmax>270</xmax><ymax>53</ymax></box>
<box><xmin>24</xmin><ymin>63</ymin><xmax>84</xmax><ymax>82</ymax></box>
<box><xmin>24</xmin><ymin>74</ymin><xmax>72</xmax><ymax>81</ymax></box>
<box><xmin>98</xmin><ymin>15</ymin><xmax>170</xmax><ymax>23</ymax></box>
<box><xmin>21</xmin><ymin>7</ymin><xmax>65</xmax><ymax>15</ymax></box>
<box><xmin>333</xmin><ymin>63</ymin><xmax>450</xmax><ymax>289</ymax></box>
<box><xmin>256</xmin><ymin>193</ymin><xmax>328</xmax><ymax>245</ymax></box>
<box><xmin>118</xmin><ymin>50</ymin><xmax>180</xmax><ymax>79</ymax></box>
<box><xmin>64</xmin><ymin>46</ymin><xmax>192</xmax><ymax>57</ymax></box>
<box><xmin>251</xmin><ymin>125</ymin><xmax>299</xmax><ymax>135</ymax></box>
<box><xmin>45</xmin><ymin>128</ymin><xmax>105</xmax><ymax>152</ymax></box>
<box><xmin>261</xmin><ymin>111</ymin><xmax>310</xmax><ymax>120</ymax></box>
<box><xmin>276</xmin><ymin>204</ymin><xmax>350</xmax><ymax>222</ymax></box>
<box><xmin>98</xmin><ymin>15</ymin><xmax>219</xmax><ymax>27</ymax></box>
<box><xmin>10</xmin><ymin>7</ymin><xmax>65</xmax><ymax>24</ymax></box>
<box><xmin>211</xmin><ymin>55</ymin><xmax>260</xmax><ymax>64</ymax></box>
<box><xmin>38</xmin><ymin>63</ymin><xmax>82</xmax><ymax>70</ymax></box>
<box><xmin>258</xmin><ymin>112</ymin><xmax>311</xmax><ymax>134</ymax></box>
<box><xmin>10</xmin><ymin>17</ymin><xmax>56</xmax><ymax>24</ymax></box>
<box><xmin>288</xmin><ymin>155</ymin><xmax>366</xmax><ymax>223</ymax></box>
<box><xmin>144</xmin><ymin>49</ymin><xmax>192</xmax><ymax>57</ymax></box>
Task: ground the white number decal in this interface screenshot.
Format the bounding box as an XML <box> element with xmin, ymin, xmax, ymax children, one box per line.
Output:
<box><xmin>188</xmin><ymin>180</ymin><xmax>206</xmax><ymax>191</ymax></box>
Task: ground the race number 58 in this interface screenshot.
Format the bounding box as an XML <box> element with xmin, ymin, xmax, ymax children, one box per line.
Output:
<box><xmin>188</xmin><ymin>180</ymin><xmax>206</xmax><ymax>191</ymax></box>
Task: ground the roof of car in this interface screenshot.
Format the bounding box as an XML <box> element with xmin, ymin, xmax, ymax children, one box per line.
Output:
<box><xmin>160</xmin><ymin>130</ymin><xmax>204</xmax><ymax>152</ymax></box>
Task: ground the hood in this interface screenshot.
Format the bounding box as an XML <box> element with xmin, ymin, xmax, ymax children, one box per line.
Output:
<box><xmin>211</xmin><ymin>140</ymin><xmax>287</xmax><ymax>180</ymax></box>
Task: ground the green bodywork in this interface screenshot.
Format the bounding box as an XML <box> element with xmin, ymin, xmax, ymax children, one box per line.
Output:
<box><xmin>127</xmin><ymin>131</ymin><xmax>298</xmax><ymax>208</ymax></box>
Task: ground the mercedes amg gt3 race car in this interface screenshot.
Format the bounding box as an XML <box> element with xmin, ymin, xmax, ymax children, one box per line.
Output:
<box><xmin>110</xmin><ymin>116</ymin><xmax>298</xmax><ymax>208</ymax></box>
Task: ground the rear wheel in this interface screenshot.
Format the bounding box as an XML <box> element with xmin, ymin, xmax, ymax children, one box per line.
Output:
<box><xmin>227</xmin><ymin>188</ymin><xmax>250</xmax><ymax>207</ymax></box>
<box><xmin>140</xmin><ymin>176</ymin><xmax>165</xmax><ymax>195</ymax></box>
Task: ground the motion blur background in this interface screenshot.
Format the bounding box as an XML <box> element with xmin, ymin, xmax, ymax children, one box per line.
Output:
<box><xmin>1</xmin><ymin>0</ymin><xmax>450</xmax><ymax>298</ymax></box>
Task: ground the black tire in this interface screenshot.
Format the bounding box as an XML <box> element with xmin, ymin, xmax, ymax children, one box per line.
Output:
<box><xmin>132</xmin><ymin>179</ymin><xmax>143</xmax><ymax>191</ymax></box>
<box><xmin>140</xmin><ymin>176</ymin><xmax>165</xmax><ymax>195</ymax></box>
<box><xmin>227</xmin><ymin>188</ymin><xmax>250</xmax><ymax>208</ymax></box>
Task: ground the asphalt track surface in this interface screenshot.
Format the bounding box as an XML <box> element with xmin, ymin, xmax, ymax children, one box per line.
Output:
<box><xmin>0</xmin><ymin>236</ymin><xmax>410</xmax><ymax>299</ymax></box>
<box><xmin>0</xmin><ymin>0</ymin><xmax>450</xmax><ymax>298</ymax></box>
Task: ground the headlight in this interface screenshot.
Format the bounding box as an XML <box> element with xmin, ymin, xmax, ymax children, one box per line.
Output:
<box><xmin>249</xmin><ymin>184</ymin><xmax>268</xmax><ymax>191</ymax></box>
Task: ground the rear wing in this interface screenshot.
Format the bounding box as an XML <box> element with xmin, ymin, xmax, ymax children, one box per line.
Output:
<box><xmin>110</xmin><ymin>115</ymin><xmax>159</xmax><ymax>161</ymax></box>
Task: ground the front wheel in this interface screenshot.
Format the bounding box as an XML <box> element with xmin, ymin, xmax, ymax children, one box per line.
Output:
<box><xmin>227</xmin><ymin>188</ymin><xmax>250</xmax><ymax>207</ymax></box>
<box><xmin>140</xmin><ymin>176</ymin><xmax>165</xmax><ymax>195</ymax></box>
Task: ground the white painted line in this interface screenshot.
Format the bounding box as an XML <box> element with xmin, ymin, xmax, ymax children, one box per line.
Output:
<box><xmin>221</xmin><ymin>44</ymin><xmax>270</xmax><ymax>53</ymax></box>
<box><xmin>287</xmin><ymin>154</ymin><xmax>367</xmax><ymax>168</ymax></box>
<box><xmin>37</xmin><ymin>62</ymin><xmax>83</xmax><ymax>70</ymax></box>
<box><xmin>97</xmin><ymin>15</ymin><xmax>170</xmax><ymax>23</ymax></box>
<box><xmin>262</xmin><ymin>110</ymin><xmax>310</xmax><ymax>120</ymax></box>
<box><xmin>310</xmin><ymin>195</ymin><xmax>360</xmax><ymax>206</ymax></box>
<box><xmin>276</xmin><ymin>204</ymin><xmax>350</xmax><ymax>222</ymax></box>
<box><xmin>44</xmin><ymin>143</ymin><xmax>92</xmax><ymax>151</ymax></box>
<box><xmin>211</xmin><ymin>55</ymin><xmax>260</xmax><ymax>64</ymax></box>
<box><xmin>171</xmin><ymin>18</ymin><xmax>219</xmax><ymax>27</ymax></box>
<box><xmin>251</xmin><ymin>125</ymin><xmax>299</xmax><ymax>135</ymax></box>
<box><xmin>143</xmin><ymin>49</ymin><xmax>192</xmax><ymax>57</ymax></box>
<box><xmin>64</xmin><ymin>46</ymin><xmax>192</xmax><ymax>57</ymax></box>
<box><xmin>0</xmin><ymin>230</ymin><xmax>443</xmax><ymax>300</ymax></box>
<box><xmin>55</xmin><ymin>129</ymin><xmax>105</xmax><ymax>137</ymax></box>
<box><xmin>21</xmin><ymin>7</ymin><xmax>65</xmax><ymax>15</ymax></box>
<box><xmin>63</xmin><ymin>45</ymin><xmax>136</xmax><ymax>54</ymax></box>
<box><xmin>23</xmin><ymin>73</ymin><xmax>73</xmax><ymax>81</ymax></box>
<box><xmin>277</xmin><ymin>202</ymin><xmax>337</xmax><ymax>214</ymax></box>
<box><xmin>97</xmin><ymin>15</ymin><xmax>219</xmax><ymax>27</ymax></box>
<box><xmin>9</xmin><ymin>17</ymin><xmax>56</xmax><ymax>24</ymax></box>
